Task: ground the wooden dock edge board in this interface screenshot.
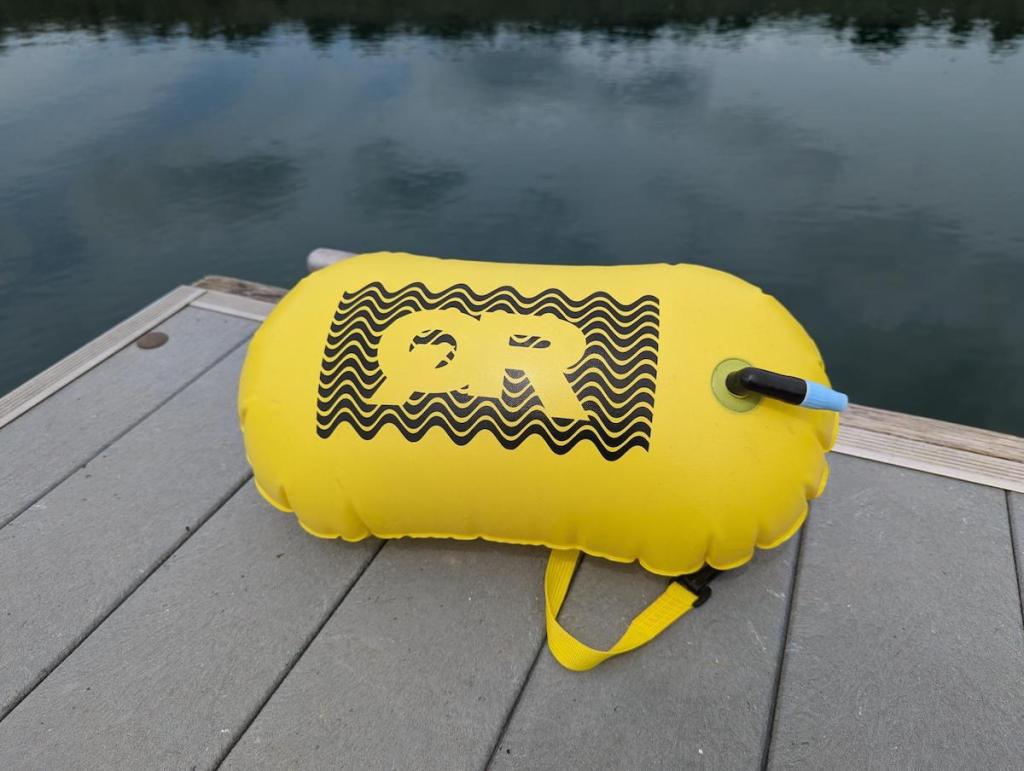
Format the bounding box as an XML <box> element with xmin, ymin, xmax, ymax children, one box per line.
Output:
<box><xmin>0</xmin><ymin>286</ymin><xmax>204</xmax><ymax>431</ymax></box>
<box><xmin>191</xmin><ymin>290</ymin><xmax>277</xmax><ymax>322</ymax></box>
<box><xmin>833</xmin><ymin>426</ymin><xmax>1024</xmax><ymax>495</ymax></box>
<box><xmin>194</xmin><ymin>275</ymin><xmax>288</xmax><ymax>303</ymax></box>
<box><xmin>843</xmin><ymin>403</ymin><xmax>1024</xmax><ymax>465</ymax></box>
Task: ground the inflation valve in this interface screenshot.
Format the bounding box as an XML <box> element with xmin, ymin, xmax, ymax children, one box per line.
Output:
<box><xmin>725</xmin><ymin>366</ymin><xmax>848</xmax><ymax>412</ymax></box>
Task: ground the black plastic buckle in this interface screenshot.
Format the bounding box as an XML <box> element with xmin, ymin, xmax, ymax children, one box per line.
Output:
<box><xmin>674</xmin><ymin>565</ymin><xmax>720</xmax><ymax>607</ymax></box>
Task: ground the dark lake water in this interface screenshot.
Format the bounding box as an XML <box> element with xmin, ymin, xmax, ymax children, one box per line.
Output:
<box><xmin>1</xmin><ymin>2</ymin><xmax>1022</xmax><ymax>434</ymax></box>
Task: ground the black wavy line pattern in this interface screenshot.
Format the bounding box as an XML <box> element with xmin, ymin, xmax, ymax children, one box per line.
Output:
<box><xmin>316</xmin><ymin>282</ymin><xmax>660</xmax><ymax>460</ymax></box>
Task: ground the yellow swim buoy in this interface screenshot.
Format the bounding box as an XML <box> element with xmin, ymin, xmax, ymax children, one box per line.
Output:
<box><xmin>239</xmin><ymin>251</ymin><xmax>843</xmax><ymax>670</ymax></box>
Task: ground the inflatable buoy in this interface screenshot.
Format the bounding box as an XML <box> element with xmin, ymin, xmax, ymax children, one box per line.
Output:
<box><xmin>239</xmin><ymin>251</ymin><xmax>844</xmax><ymax>670</ymax></box>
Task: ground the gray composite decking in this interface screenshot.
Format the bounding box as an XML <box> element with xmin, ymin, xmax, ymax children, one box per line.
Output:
<box><xmin>1</xmin><ymin>283</ymin><xmax>1024</xmax><ymax>770</ymax></box>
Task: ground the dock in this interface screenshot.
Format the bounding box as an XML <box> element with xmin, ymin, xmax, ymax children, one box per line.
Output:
<box><xmin>1</xmin><ymin>267</ymin><xmax>1023</xmax><ymax>770</ymax></box>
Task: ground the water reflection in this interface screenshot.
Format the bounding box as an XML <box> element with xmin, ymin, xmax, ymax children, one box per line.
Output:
<box><xmin>2</xmin><ymin>0</ymin><xmax>1023</xmax><ymax>49</ymax></box>
<box><xmin>351</xmin><ymin>139</ymin><xmax>468</xmax><ymax>215</ymax></box>
<box><xmin>0</xmin><ymin>3</ymin><xmax>1022</xmax><ymax>435</ymax></box>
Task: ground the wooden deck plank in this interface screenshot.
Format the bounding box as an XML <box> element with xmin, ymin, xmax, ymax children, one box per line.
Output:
<box><xmin>767</xmin><ymin>455</ymin><xmax>1024</xmax><ymax>769</ymax></box>
<box><xmin>220</xmin><ymin>539</ymin><xmax>549</xmax><ymax>770</ymax></box>
<box><xmin>0</xmin><ymin>286</ymin><xmax>202</xmax><ymax>431</ymax></box>
<box><xmin>488</xmin><ymin>542</ymin><xmax>798</xmax><ymax>770</ymax></box>
<box><xmin>0</xmin><ymin>307</ymin><xmax>255</xmax><ymax>528</ymax></box>
<box><xmin>843</xmin><ymin>404</ymin><xmax>1024</xmax><ymax>465</ymax></box>
<box><xmin>0</xmin><ymin>346</ymin><xmax>254</xmax><ymax>719</ymax></box>
<box><xmin>833</xmin><ymin>424</ymin><xmax>1024</xmax><ymax>494</ymax></box>
<box><xmin>0</xmin><ymin>485</ymin><xmax>380</xmax><ymax>770</ymax></box>
<box><xmin>191</xmin><ymin>289</ymin><xmax>278</xmax><ymax>322</ymax></box>
<box><xmin>194</xmin><ymin>275</ymin><xmax>288</xmax><ymax>303</ymax></box>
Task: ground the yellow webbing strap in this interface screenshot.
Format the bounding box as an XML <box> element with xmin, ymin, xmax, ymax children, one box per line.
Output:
<box><xmin>544</xmin><ymin>548</ymin><xmax>701</xmax><ymax>672</ymax></box>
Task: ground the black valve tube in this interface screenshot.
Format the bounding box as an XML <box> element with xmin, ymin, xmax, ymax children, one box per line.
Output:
<box><xmin>725</xmin><ymin>367</ymin><xmax>807</xmax><ymax>405</ymax></box>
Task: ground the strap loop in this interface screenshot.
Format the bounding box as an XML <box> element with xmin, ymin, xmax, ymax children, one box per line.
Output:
<box><xmin>544</xmin><ymin>549</ymin><xmax>706</xmax><ymax>672</ymax></box>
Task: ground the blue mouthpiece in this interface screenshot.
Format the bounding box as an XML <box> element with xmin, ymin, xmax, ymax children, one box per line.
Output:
<box><xmin>800</xmin><ymin>380</ymin><xmax>849</xmax><ymax>412</ymax></box>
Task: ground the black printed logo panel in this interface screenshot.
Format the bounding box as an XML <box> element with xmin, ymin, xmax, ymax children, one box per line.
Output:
<box><xmin>316</xmin><ymin>282</ymin><xmax>659</xmax><ymax>461</ymax></box>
